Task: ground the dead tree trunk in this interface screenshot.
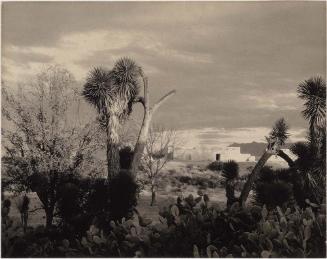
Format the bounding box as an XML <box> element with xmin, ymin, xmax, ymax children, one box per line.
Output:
<box><xmin>277</xmin><ymin>149</ymin><xmax>295</xmax><ymax>167</ymax></box>
<box><xmin>239</xmin><ymin>151</ymin><xmax>273</xmax><ymax>207</ymax></box>
<box><xmin>130</xmin><ymin>77</ymin><xmax>176</xmax><ymax>179</ymax></box>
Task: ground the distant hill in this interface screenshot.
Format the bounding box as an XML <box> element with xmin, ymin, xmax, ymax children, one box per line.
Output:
<box><xmin>229</xmin><ymin>142</ymin><xmax>294</xmax><ymax>160</ymax></box>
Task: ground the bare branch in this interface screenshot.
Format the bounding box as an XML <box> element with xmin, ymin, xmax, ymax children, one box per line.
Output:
<box><xmin>151</xmin><ymin>90</ymin><xmax>176</xmax><ymax>114</ymax></box>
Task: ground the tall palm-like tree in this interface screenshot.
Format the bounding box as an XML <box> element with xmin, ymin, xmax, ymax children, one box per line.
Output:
<box><xmin>294</xmin><ymin>76</ymin><xmax>326</xmax><ymax>204</ymax></box>
<box><xmin>239</xmin><ymin>118</ymin><xmax>289</xmax><ymax>207</ymax></box>
<box><xmin>82</xmin><ymin>58</ymin><xmax>142</xmax><ymax>179</ymax></box>
<box><xmin>297</xmin><ymin>76</ymin><xmax>326</xmax><ymax>148</ymax></box>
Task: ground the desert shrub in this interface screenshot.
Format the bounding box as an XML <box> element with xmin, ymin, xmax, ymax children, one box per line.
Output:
<box><xmin>56</xmin><ymin>171</ymin><xmax>139</xmax><ymax>235</ymax></box>
<box><xmin>175</xmin><ymin>175</ymin><xmax>217</xmax><ymax>189</ymax></box>
<box><xmin>186</xmin><ymin>164</ymin><xmax>194</xmax><ymax>170</ymax></box>
<box><xmin>254</xmin><ymin>181</ymin><xmax>294</xmax><ymax>209</ymax></box>
<box><xmin>253</xmin><ymin>167</ymin><xmax>300</xmax><ymax>209</ymax></box>
<box><xmin>207</xmin><ymin>161</ymin><xmax>223</xmax><ymax>171</ymax></box>
<box><xmin>177</xmin><ymin>175</ymin><xmax>192</xmax><ymax>184</ymax></box>
<box><xmin>168</xmin><ymin>169</ymin><xmax>177</xmax><ymax>175</ymax></box>
<box><xmin>56</xmin><ymin>178</ymin><xmax>93</xmax><ymax>235</ymax></box>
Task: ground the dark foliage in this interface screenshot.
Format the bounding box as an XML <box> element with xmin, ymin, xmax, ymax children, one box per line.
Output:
<box><xmin>290</xmin><ymin>139</ymin><xmax>326</xmax><ymax>205</ymax></box>
<box><xmin>254</xmin><ymin>181</ymin><xmax>293</xmax><ymax>209</ymax></box>
<box><xmin>207</xmin><ymin>161</ymin><xmax>223</xmax><ymax>171</ymax></box>
<box><xmin>253</xmin><ymin>167</ymin><xmax>296</xmax><ymax>209</ymax></box>
<box><xmin>291</xmin><ymin>142</ymin><xmax>315</xmax><ymax>172</ymax></box>
<box><xmin>2</xmin><ymin>192</ymin><xmax>326</xmax><ymax>258</ymax></box>
<box><xmin>107</xmin><ymin>171</ymin><xmax>138</xmax><ymax>221</ymax></box>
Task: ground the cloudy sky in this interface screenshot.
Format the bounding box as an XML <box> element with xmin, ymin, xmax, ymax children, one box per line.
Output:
<box><xmin>2</xmin><ymin>1</ymin><xmax>326</xmax><ymax>143</ymax></box>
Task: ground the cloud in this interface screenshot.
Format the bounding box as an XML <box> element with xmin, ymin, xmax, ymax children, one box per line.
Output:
<box><xmin>2</xmin><ymin>2</ymin><xmax>325</xmax><ymax>130</ymax></box>
<box><xmin>175</xmin><ymin>127</ymin><xmax>307</xmax><ymax>150</ymax></box>
<box><xmin>241</xmin><ymin>92</ymin><xmax>299</xmax><ymax>111</ymax></box>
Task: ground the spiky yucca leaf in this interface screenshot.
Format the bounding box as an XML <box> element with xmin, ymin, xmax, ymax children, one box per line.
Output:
<box><xmin>83</xmin><ymin>58</ymin><xmax>142</xmax><ymax>123</ymax></box>
<box><xmin>110</xmin><ymin>57</ymin><xmax>143</xmax><ymax>120</ymax></box>
<box><xmin>111</xmin><ymin>57</ymin><xmax>142</xmax><ymax>100</ymax></box>
<box><xmin>297</xmin><ymin>76</ymin><xmax>326</xmax><ymax>130</ymax></box>
<box><xmin>82</xmin><ymin>67</ymin><xmax>111</xmax><ymax>114</ymax></box>
<box><xmin>222</xmin><ymin>160</ymin><xmax>239</xmax><ymax>180</ymax></box>
<box><xmin>269</xmin><ymin>118</ymin><xmax>289</xmax><ymax>146</ymax></box>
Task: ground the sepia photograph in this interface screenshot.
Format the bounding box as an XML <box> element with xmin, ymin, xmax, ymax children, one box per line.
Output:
<box><xmin>1</xmin><ymin>1</ymin><xmax>326</xmax><ymax>258</ymax></box>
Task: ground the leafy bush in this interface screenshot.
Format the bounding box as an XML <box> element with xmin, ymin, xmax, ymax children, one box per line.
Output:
<box><xmin>207</xmin><ymin>161</ymin><xmax>223</xmax><ymax>171</ymax></box>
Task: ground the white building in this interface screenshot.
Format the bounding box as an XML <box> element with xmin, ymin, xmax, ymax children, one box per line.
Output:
<box><xmin>174</xmin><ymin>146</ymin><xmax>255</xmax><ymax>162</ymax></box>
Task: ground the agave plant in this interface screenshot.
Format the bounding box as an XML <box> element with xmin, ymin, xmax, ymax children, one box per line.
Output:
<box><xmin>82</xmin><ymin>58</ymin><xmax>142</xmax><ymax>179</ymax></box>
<box><xmin>222</xmin><ymin>160</ymin><xmax>239</xmax><ymax>180</ymax></box>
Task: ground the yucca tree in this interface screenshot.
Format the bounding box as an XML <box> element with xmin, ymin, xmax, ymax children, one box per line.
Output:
<box><xmin>83</xmin><ymin>58</ymin><xmax>142</xmax><ymax>179</ymax></box>
<box><xmin>297</xmin><ymin>76</ymin><xmax>326</xmax><ymax>149</ymax></box>
<box><xmin>239</xmin><ymin>118</ymin><xmax>289</xmax><ymax>207</ymax></box>
<box><xmin>292</xmin><ymin>76</ymin><xmax>326</xmax><ymax>204</ymax></box>
<box><xmin>221</xmin><ymin>160</ymin><xmax>239</xmax><ymax>208</ymax></box>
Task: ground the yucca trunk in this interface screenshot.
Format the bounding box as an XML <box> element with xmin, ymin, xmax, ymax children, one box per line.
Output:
<box><xmin>106</xmin><ymin>114</ymin><xmax>121</xmax><ymax>180</ymax></box>
<box><xmin>239</xmin><ymin>151</ymin><xmax>272</xmax><ymax>207</ymax></box>
<box><xmin>226</xmin><ymin>180</ymin><xmax>236</xmax><ymax>209</ymax></box>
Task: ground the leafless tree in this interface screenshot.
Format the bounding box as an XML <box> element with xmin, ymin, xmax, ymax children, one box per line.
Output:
<box><xmin>2</xmin><ymin>66</ymin><xmax>103</xmax><ymax>227</ymax></box>
<box><xmin>141</xmin><ymin>125</ymin><xmax>177</xmax><ymax>206</ymax></box>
